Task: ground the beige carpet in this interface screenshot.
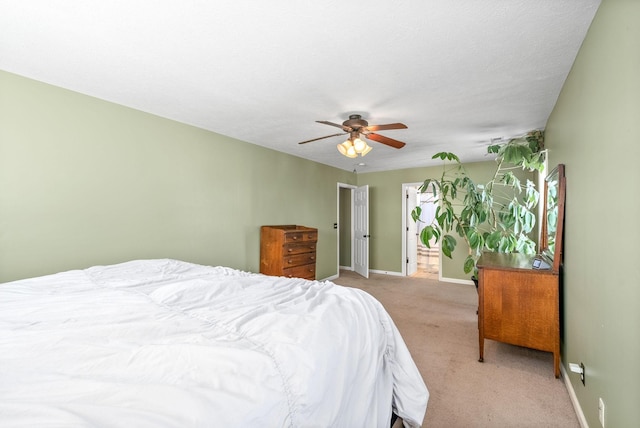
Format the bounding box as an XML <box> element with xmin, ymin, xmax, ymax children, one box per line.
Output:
<box><xmin>332</xmin><ymin>270</ymin><xmax>579</xmax><ymax>428</ymax></box>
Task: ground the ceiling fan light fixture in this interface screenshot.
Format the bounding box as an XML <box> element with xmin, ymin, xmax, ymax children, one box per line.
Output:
<box><xmin>353</xmin><ymin>137</ymin><xmax>366</xmax><ymax>152</ymax></box>
<box><xmin>360</xmin><ymin>143</ymin><xmax>373</xmax><ymax>156</ymax></box>
<box><xmin>338</xmin><ymin>136</ymin><xmax>371</xmax><ymax>158</ymax></box>
<box><xmin>338</xmin><ymin>141</ymin><xmax>357</xmax><ymax>158</ymax></box>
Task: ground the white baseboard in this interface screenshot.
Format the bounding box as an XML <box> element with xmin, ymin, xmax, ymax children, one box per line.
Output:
<box><xmin>369</xmin><ymin>269</ymin><xmax>404</xmax><ymax>276</ymax></box>
<box><xmin>439</xmin><ymin>276</ymin><xmax>475</xmax><ymax>285</ymax></box>
<box><xmin>561</xmin><ymin>362</ymin><xmax>588</xmax><ymax>427</ymax></box>
<box><xmin>332</xmin><ymin>269</ymin><xmax>476</xmax><ymax>285</ymax></box>
<box><xmin>324</xmin><ymin>268</ymin><xmax>402</xmax><ymax>281</ymax></box>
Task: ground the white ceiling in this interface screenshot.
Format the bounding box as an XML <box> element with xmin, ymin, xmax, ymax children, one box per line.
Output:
<box><xmin>1</xmin><ymin>1</ymin><xmax>600</xmax><ymax>172</ymax></box>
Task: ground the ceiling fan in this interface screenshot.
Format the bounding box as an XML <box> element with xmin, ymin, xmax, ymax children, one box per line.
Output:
<box><xmin>298</xmin><ymin>114</ymin><xmax>407</xmax><ymax>158</ymax></box>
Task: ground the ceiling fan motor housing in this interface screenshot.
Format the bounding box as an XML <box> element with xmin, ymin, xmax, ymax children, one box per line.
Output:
<box><xmin>343</xmin><ymin>114</ymin><xmax>368</xmax><ymax>131</ymax></box>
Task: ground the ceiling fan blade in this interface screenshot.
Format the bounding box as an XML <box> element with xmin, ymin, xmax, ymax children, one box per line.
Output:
<box><xmin>316</xmin><ymin>120</ymin><xmax>352</xmax><ymax>132</ymax></box>
<box><xmin>298</xmin><ymin>132</ymin><xmax>347</xmax><ymax>144</ymax></box>
<box><xmin>365</xmin><ymin>133</ymin><xmax>406</xmax><ymax>149</ymax></box>
<box><xmin>364</xmin><ymin>123</ymin><xmax>408</xmax><ymax>132</ymax></box>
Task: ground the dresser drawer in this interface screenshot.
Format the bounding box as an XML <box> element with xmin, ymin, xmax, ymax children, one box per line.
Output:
<box><xmin>283</xmin><ymin>263</ymin><xmax>316</xmax><ymax>280</ymax></box>
<box><xmin>283</xmin><ymin>242</ymin><xmax>316</xmax><ymax>255</ymax></box>
<box><xmin>283</xmin><ymin>252</ymin><xmax>316</xmax><ymax>268</ymax></box>
<box><xmin>284</xmin><ymin>230</ymin><xmax>317</xmax><ymax>243</ymax></box>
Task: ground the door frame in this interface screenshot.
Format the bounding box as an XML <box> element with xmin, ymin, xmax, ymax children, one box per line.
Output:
<box><xmin>337</xmin><ymin>183</ymin><xmax>356</xmax><ymax>272</ymax></box>
<box><xmin>402</xmin><ymin>182</ymin><xmax>442</xmax><ymax>278</ymax></box>
<box><xmin>404</xmin><ymin>184</ymin><xmax>420</xmax><ymax>276</ymax></box>
<box><xmin>336</xmin><ymin>183</ymin><xmax>369</xmax><ymax>278</ymax></box>
<box><xmin>401</xmin><ymin>183</ymin><xmax>421</xmax><ymax>276</ymax></box>
<box><xmin>353</xmin><ymin>184</ymin><xmax>369</xmax><ymax>278</ymax></box>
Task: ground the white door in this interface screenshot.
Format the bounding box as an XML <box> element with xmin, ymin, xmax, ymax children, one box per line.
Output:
<box><xmin>406</xmin><ymin>186</ymin><xmax>419</xmax><ymax>276</ymax></box>
<box><xmin>354</xmin><ymin>185</ymin><xmax>369</xmax><ymax>278</ymax></box>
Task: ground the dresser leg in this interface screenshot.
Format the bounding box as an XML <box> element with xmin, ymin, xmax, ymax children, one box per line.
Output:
<box><xmin>479</xmin><ymin>336</ymin><xmax>484</xmax><ymax>363</ymax></box>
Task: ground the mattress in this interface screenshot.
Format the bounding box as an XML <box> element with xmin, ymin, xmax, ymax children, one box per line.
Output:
<box><xmin>0</xmin><ymin>259</ymin><xmax>428</xmax><ymax>427</ymax></box>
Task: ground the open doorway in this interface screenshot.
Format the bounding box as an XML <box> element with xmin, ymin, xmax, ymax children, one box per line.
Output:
<box><xmin>338</xmin><ymin>185</ymin><xmax>354</xmax><ymax>271</ymax></box>
<box><xmin>337</xmin><ymin>183</ymin><xmax>370</xmax><ymax>278</ymax></box>
<box><xmin>402</xmin><ymin>183</ymin><xmax>439</xmax><ymax>279</ymax></box>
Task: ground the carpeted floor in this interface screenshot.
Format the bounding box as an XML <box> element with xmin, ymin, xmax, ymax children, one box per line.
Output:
<box><xmin>332</xmin><ymin>270</ymin><xmax>579</xmax><ymax>428</ymax></box>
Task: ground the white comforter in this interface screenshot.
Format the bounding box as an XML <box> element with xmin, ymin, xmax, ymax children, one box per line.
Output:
<box><xmin>0</xmin><ymin>259</ymin><xmax>428</xmax><ymax>427</ymax></box>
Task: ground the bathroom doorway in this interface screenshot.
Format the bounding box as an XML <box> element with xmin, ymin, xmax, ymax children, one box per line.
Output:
<box><xmin>402</xmin><ymin>183</ymin><xmax>439</xmax><ymax>279</ymax></box>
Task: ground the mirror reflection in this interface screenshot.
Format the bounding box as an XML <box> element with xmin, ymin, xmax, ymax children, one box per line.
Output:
<box><xmin>541</xmin><ymin>164</ymin><xmax>565</xmax><ymax>269</ymax></box>
<box><xmin>544</xmin><ymin>171</ymin><xmax>560</xmax><ymax>258</ymax></box>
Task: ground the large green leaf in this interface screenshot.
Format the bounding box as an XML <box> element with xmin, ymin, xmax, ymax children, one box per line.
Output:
<box><xmin>419</xmin><ymin>226</ymin><xmax>436</xmax><ymax>247</ymax></box>
<box><xmin>411</xmin><ymin>206</ymin><xmax>422</xmax><ymax>223</ymax></box>
<box><xmin>523</xmin><ymin>210</ymin><xmax>536</xmax><ymax>233</ymax></box>
<box><xmin>500</xmin><ymin>171</ymin><xmax>519</xmax><ymax>188</ymax></box>
<box><xmin>487</xmin><ymin>144</ymin><xmax>501</xmax><ymax>154</ymax></box>
<box><xmin>442</xmin><ymin>235</ymin><xmax>457</xmax><ymax>258</ymax></box>
<box><xmin>419</xmin><ymin>179</ymin><xmax>440</xmax><ymax>197</ymax></box>
<box><xmin>525</xmin><ymin>180</ymin><xmax>540</xmax><ymax>208</ymax></box>
<box><xmin>432</xmin><ymin>152</ymin><xmax>460</xmax><ymax>162</ymax></box>
<box><xmin>463</xmin><ymin>255</ymin><xmax>476</xmax><ymax>274</ymax></box>
<box><xmin>485</xmin><ymin>231</ymin><xmax>502</xmax><ymax>249</ymax></box>
<box><xmin>466</xmin><ymin>228</ymin><xmax>484</xmax><ymax>250</ymax></box>
<box><xmin>502</xmin><ymin>143</ymin><xmax>533</xmax><ymax>165</ymax></box>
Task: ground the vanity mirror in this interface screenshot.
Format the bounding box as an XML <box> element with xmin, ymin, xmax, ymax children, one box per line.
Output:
<box><xmin>539</xmin><ymin>164</ymin><xmax>566</xmax><ymax>272</ymax></box>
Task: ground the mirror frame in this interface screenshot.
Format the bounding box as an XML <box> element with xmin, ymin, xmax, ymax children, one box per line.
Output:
<box><xmin>540</xmin><ymin>164</ymin><xmax>566</xmax><ymax>272</ymax></box>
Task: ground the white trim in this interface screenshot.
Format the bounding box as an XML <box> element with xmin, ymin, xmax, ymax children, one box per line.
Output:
<box><xmin>353</xmin><ymin>185</ymin><xmax>370</xmax><ymax>278</ymax></box>
<box><xmin>336</xmin><ymin>183</ymin><xmax>357</xmax><ymax>276</ymax></box>
<box><xmin>439</xmin><ymin>276</ymin><xmax>475</xmax><ymax>286</ymax></box>
<box><xmin>369</xmin><ymin>269</ymin><xmax>404</xmax><ymax>277</ymax></box>
<box><xmin>342</xmin><ymin>269</ymin><xmax>476</xmax><ymax>284</ymax></box>
<box><xmin>402</xmin><ymin>182</ymin><xmax>444</xmax><ymax>279</ymax></box>
<box><xmin>561</xmin><ymin>363</ymin><xmax>589</xmax><ymax>428</ymax></box>
<box><xmin>401</xmin><ymin>183</ymin><xmax>422</xmax><ymax>276</ymax></box>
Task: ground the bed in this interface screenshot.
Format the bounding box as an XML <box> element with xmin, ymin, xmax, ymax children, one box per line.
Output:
<box><xmin>0</xmin><ymin>259</ymin><xmax>428</xmax><ymax>427</ymax></box>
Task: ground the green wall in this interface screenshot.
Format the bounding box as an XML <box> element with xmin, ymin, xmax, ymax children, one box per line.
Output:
<box><xmin>544</xmin><ymin>0</ymin><xmax>640</xmax><ymax>425</ymax></box>
<box><xmin>0</xmin><ymin>70</ymin><xmax>355</xmax><ymax>282</ymax></box>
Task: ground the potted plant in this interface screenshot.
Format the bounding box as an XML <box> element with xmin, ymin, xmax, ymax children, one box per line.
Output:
<box><xmin>411</xmin><ymin>130</ymin><xmax>546</xmax><ymax>284</ymax></box>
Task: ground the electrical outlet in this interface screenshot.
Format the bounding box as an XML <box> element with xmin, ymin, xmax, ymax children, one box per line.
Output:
<box><xmin>598</xmin><ymin>397</ymin><xmax>605</xmax><ymax>427</ymax></box>
<box><xmin>569</xmin><ymin>362</ymin><xmax>586</xmax><ymax>386</ymax></box>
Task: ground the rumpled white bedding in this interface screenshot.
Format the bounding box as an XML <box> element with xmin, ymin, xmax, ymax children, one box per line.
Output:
<box><xmin>0</xmin><ymin>259</ymin><xmax>428</xmax><ymax>427</ymax></box>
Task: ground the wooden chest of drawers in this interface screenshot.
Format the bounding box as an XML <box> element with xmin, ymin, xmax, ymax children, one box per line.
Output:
<box><xmin>477</xmin><ymin>252</ymin><xmax>560</xmax><ymax>377</ymax></box>
<box><xmin>260</xmin><ymin>225</ymin><xmax>317</xmax><ymax>280</ymax></box>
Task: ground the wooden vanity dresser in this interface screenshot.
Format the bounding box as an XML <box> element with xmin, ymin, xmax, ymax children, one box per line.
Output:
<box><xmin>477</xmin><ymin>252</ymin><xmax>561</xmax><ymax>377</ymax></box>
<box><xmin>260</xmin><ymin>225</ymin><xmax>317</xmax><ymax>280</ymax></box>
